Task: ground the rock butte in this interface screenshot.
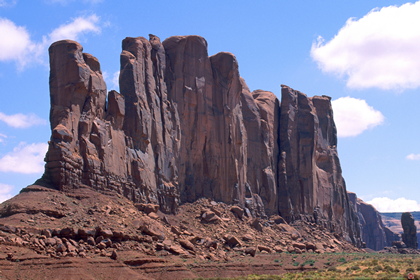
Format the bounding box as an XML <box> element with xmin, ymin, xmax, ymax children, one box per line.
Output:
<box><xmin>33</xmin><ymin>34</ymin><xmax>390</xmax><ymax>248</ymax></box>
<box><xmin>401</xmin><ymin>212</ymin><xmax>418</xmax><ymax>249</ymax></box>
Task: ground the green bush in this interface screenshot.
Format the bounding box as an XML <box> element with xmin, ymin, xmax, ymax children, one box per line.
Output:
<box><xmin>327</xmin><ymin>266</ymin><xmax>338</xmax><ymax>272</ymax></box>
<box><xmin>373</xmin><ymin>265</ymin><xmax>383</xmax><ymax>272</ymax></box>
<box><xmin>362</xmin><ymin>268</ymin><xmax>373</xmax><ymax>274</ymax></box>
<box><xmin>302</xmin><ymin>259</ymin><xmax>315</xmax><ymax>266</ymax></box>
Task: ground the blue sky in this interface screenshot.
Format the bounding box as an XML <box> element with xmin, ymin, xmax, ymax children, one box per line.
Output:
<box><xmin>1</xmin><ymin>0</ymin><xmax>420</xmax><ymax>212</ymax></box>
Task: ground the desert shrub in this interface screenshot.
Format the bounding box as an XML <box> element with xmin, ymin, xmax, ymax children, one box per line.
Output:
<box><xmin>292</xmin><ymin>261</ymin><xmax>300</xmax><ymax>266</ymax></box>
<box><xmin>371</xmin><ymin>259</ymin><xmax>379</xmax><ymax>266</ymax></box>
<box><xmin>351</xmin><ymin>265</ymin><xmax>361</xmax><ymax>270</ymax></box>
<box><xmin>338</xmin><ymin>257</ymin><xmax>346</xmax><ymax>263</ymax></box>
<box><xmin>373</xmin><ymin>265</ymin><xmax>383</xmax><ymax>272</ymax></box>
<box><xmin>406</xmin><ymin>267</ymin><xmax>415</xmax><ymax>273</ymax></box>
<box><xmin>302</xmin><ymin>259</ymin><xmax>315</xmax><ymax>266</ymax></box>
<box><xmin>362</xmin><ymin>268</ymin><xmax>373</xmax><ymax>274</ymax></box>
<box><xmin>327</xmin><ymin>266</ymin><xmax>338</xmax><ymax>272</ymax></box>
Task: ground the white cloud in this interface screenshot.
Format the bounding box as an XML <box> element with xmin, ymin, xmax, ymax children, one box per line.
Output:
<box><xmin>311</xmin><ymin>1</ymin><xmax>420</xmax><ymax>90</ymax></box>
<box><xmin>0</xmin><ymin>0</ymin><xmax>17</xmax><ymax>7</ymax></box>
<box><xmin>406</xmin><ymin>154</ymin><xmax>420</xmax><ymax>160</ymax></box>
<box><xmin>368</xmin><ymin>197</ymin><xmax>420</xmax><ymax>213</ymax></box>
<box><xmin>112</xmin><ymin>70</ymin><xmax>120</xmax><ymax>90</ymax></box>
<box><xmin>0</xmin><ymin>18</ymin><xmax>38</xmax><ymax>68</ymax></box>
<box><xmin>0</xmin><ymin>133</ymin><xmax>6</xmax><ymax>143</ymax></box>
<box><xmin>0</xmin><ymin>14</ymin><xmax>101</xmax><ymax>69</ymax></box>
<box><xmin>0</xmin><ymin>183</ymin><xmax>14</xmax><ymax>203</ymax></box>
<box><xmin>332</xmin><ymin>97</ymin><xmax>384</xmax><ymax>137</ymax></box>
<box><xmin>0</xmin><ymin>112</ymin><xmax>46</xmax><ymax>128</ymax></box>
<box><xmin>103</xmin><ymin>70</ymin><xmax>120</xmax><ymax>91</ymax></box>
<box><xmin>48</xmin><ymin>14</ymin><xmax>100</xmax><ymax>43</ymax></box>
<box><xmin>0</xmin><ymin>142</ymin><xmax>48</xmax><ymax>174</ymax></box>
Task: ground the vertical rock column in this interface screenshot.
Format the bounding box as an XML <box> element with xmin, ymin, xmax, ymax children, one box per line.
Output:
<box><xmin>278</xmin><ymin>85</ymin><xmax>360</xmax><ymax>244</ymax></box>
<box><xmin>163</xmin><ymin>36</ymin><xmax>250</xmax><ymax>207</ymax></box>
<box><xmin>119</xmin><ymin>36</ymin><xmax>179</xmax><ymax>212</ymax></box>
<box><xmin>209</xmin><ymin>52</ymin><xmax>248</xmax><ymax>206</ymax></box>
<box><xmin>241</xmin><ymin>88</ymin><xmax>280</xmax><ymax>216</ymax></box>
<box><xmin>40</xmin><ymin>40</ymin><xmax>107</xmax><ymax>191</ymax></box>
<box><xmin>163</xmin><ymin>35</ymin><xmax>214</xmax><ymax>203</ymax></box>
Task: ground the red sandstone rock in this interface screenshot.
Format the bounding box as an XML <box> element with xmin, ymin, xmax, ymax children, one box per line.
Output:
<box><xmin>34</xmin><ymin>35</ymin><xmax>362</xmax><ymax>246</ymax></box>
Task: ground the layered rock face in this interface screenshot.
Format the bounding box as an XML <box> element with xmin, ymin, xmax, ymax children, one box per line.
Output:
<box><xmin>401</xmin><ymin>212</ymin><xmax>418</xmax><ymax>249</ymax></box>
<box><xmin>348</xmin><ymin>192</ymin><xmax>399</xmax><ymax>250</ymax></box>
<box><xmin>37</xmin><ymin>35</ymin><xmax>360</xmax><ymax>245</ymax></box>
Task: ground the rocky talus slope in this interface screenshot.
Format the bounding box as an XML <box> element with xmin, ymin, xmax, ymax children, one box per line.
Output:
<box><xmin>0</xmin><ymin>185</ymin><xmax>360</xmax><ymax>279</ymax></box>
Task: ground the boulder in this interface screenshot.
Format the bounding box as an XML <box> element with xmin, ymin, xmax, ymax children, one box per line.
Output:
<box><xmin>223</xmin><ymin>235</ymin><xmax>242</xmax><ymax>247</ymax></box>
<box><xmin>245</xmin><ymin>247</ymin><xmax>257</xmax><ymax>257</ymax></box>
<box><xmin>230</xmin><ymin>205</ymin><xmax>244</xmax><ymax>219</ymax></box>
<box><xmin>201</xmin><ymin>210</ymin><xmax>221</xmax><ymax>224</ymax></box>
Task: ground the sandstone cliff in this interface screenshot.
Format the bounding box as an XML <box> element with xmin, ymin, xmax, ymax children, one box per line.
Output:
<box><xmin>348</xmin><ymin>192</ymin><xmax>399</xmax><ymax>250</ymax></box>
<box><xmin>36</xmin><ymin>35</ymin><xmax>361</xmax><ymax>246</ymax></box>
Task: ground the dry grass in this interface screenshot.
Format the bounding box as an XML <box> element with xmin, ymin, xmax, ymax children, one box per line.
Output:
<box><xmin>197</xmin><ymin>252</ymin><xmax>420</xmax><ymax>280</ymax></box>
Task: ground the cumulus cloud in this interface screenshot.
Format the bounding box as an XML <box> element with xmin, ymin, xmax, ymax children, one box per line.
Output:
<box><xmin>0</xmin><ymin>142</ymin><xmax>48</xmax><ymax>174</ymax></box>
<box><xmin>0</xmin><ymin>183</ymin><xmax>14</xmax><ymax>203</ymax></box>
<box><xmin>0</xmin><ymin>14</ymin><xmax>101</xmax><ymax>69</ymax></box>
<box><xmin>332</xmin><ymin>97</ymin><xmax>384</xmax><ymax>137</ymax></box>
<box><xmin>368</xmin><ymin>197</ymin><xmax>420</xmax><ymax>212</ymax></box>
<box><xmin>311</xmin><ymin>1</ymin><xmax>420</xmax><ymax>90</ymax></box>
<box><xmin>406</xmin><ymin>154</ymin><xmax>420</xmax><ymax>160</ymax></box>
<box><xmin>0</xmin><ymin>18</ymin><xmax>38</xmax><ymax>68</ymax></box>
<box><xmin>0</xmin><ymin>112</ymin><xmax>46</xmax><ymax>128</ymax></box>
<box><xmin>48</xmin><ymin>14</ymin><xmax>100</xmax><ymax>43</ymax></box>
